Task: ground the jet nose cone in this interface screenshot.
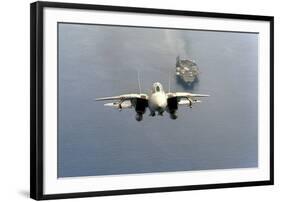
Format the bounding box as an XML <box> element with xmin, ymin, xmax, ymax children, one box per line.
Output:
<box><xmin>155</xmin><ymin>99</ymin><xmax>167</xmax><ymax>109</ymax></box>
<box><xmin>150</xmin><ymin>93</ymin><xmax>167</xmax><ymax>111</ymax></box>
<box><xmin>157</xmin><ymin>102</ymin><xmax>165</xmax><ymax>108</ymax></box>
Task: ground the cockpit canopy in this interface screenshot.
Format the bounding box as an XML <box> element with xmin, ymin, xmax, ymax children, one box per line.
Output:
<box><xmin>152</xmin><ymin>82</ymin><xmax>163</xmax><ymax>93</ymax></box>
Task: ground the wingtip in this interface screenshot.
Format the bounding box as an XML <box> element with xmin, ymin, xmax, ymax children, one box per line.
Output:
<box><xmin>200</xmin><ymin>94</ymin><xmax>210</xmax><ymax>97</ymax></box>
<box><xmin>195</xmin><ymin>94</ymin><xmax>210</xmax><ymax>97</ymax></box>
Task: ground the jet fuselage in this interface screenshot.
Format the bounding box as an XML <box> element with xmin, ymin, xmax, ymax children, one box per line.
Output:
<box><xmin>148</xmin><ymin>82</ymin><xmax>168</xmax><ymax>115</ymax></box>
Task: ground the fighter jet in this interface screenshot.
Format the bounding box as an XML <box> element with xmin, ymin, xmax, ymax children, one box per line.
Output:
<box><xmin>95</xmin><ymin>82</ymin><xmax>209</xmax><ymax>121</ymax></box>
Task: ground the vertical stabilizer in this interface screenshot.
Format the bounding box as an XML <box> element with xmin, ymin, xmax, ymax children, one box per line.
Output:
<box><xmin>176</xmin><ymin>55</ymin><xmax>180</xmax><ymax>66</ymax></box>
<box><xmin>137</xmin><ymin>70</ymin><xmax>142</xmax><ymax>94</ymax></box>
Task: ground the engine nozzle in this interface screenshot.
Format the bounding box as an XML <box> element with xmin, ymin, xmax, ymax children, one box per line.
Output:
<box><xmin>135</xmin><ymin>113</ymin><xmax>143</xmax><ymax>121</ymax></box>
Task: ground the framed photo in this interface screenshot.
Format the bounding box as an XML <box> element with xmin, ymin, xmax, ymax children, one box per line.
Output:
<box><xmin>30</xmin><ymin>1</ymin><xmax>274</xmax><ymax>200</ymax></box>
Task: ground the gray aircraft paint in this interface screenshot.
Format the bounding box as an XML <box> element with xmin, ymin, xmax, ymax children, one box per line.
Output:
<box><xmin>58</xmin><ymin>23</ymin><xmax>258</xmax><ymax>177</ymax></box>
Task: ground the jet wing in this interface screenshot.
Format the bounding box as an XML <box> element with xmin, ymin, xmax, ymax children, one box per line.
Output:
<box><xmin>166</xmin><ymin>92</ymin><xmax>209</xmax><ymax>108</ymax></box>
<box><xmin>96</xmin><ymin>93</ymin><xmax>149</xmax><ymax>112</ymax></box>
<box><xmin>95</xmin><ymin>93</ymin><xmax>148</xmax><ymax>101</ymax></box>
<box><xmin>167</xmin><ymin>92</ymin><xmax>209</xmax><ymax>100</ymax></box>
<box><xmin>103</xmin><ymin>100</ymin><xmax>133</xmax><ymax>109</ymax></box>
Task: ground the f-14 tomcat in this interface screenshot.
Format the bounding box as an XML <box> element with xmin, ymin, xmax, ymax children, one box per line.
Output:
<box><xmin>96</xmin><ymin>82</ymin><xmax>209</xmax><ymax>121</ymax></box>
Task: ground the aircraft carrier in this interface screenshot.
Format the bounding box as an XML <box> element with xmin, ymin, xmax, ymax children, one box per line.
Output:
<box><xmin>175</xmin><ymin>56</ymin><xmax>199</xmax><ymax>84</ymax></box>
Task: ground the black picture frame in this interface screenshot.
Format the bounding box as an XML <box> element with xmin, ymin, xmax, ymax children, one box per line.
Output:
<box><xmin>30</xmin><ymin>1</ymin><xmax>274</xmax><ymax>200</ymax></box>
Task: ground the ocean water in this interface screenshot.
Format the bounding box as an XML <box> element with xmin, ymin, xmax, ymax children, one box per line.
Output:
<box><xmin>58</xmin><ymin>23</ymin><xmax>258</xmax><ymax>177</ymax></box>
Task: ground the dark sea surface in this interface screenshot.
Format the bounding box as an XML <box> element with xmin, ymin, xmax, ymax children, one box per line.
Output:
<box><xmin>58</xmin><ymin>23</ymin><xmax>258</xmax><ymax>177</ymax></box>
